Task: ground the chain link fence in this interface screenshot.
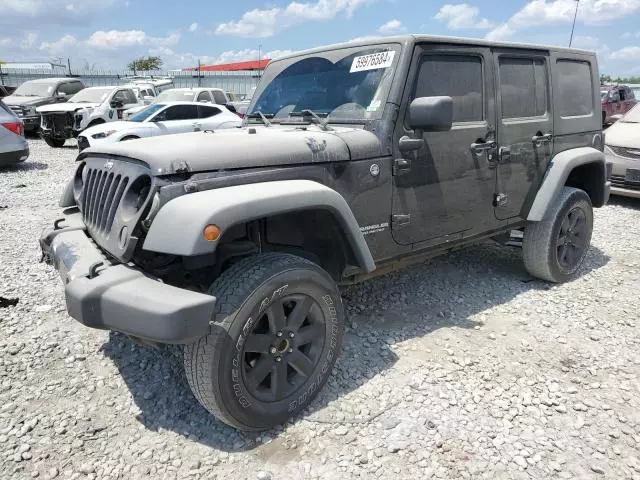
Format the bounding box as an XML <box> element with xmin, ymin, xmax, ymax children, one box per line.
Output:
<box><xmin>0</xmin><ymin>67</ymin><xmax>262</xmax><ymax>96</ymax></box>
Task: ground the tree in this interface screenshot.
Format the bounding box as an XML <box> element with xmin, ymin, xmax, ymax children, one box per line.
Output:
<box><xmin>127</xmin><ymin>56</ymin><xmax>163</xmax><ymax>72</ymax></box>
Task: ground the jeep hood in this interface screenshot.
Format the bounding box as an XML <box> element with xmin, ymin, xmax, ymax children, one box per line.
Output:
<box><xmin>3</xmin><ymin>95</ymin><xmax>51</xmax><ymax>106</ymax></box>
<box><xmin>38</xmin><ymin>102</ymin><xmax>100</xmax><ymax>113</ymax></box>
<box><xmin>81</xmin><ymin>126</ymin><xmax>383</xmax><ymax>175</ymax></box>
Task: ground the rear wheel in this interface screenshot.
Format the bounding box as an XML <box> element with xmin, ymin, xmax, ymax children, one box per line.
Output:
<box><xmin>523</xmin><ymin>187</ymin><xmax>593</xmax><ymax>283</ymax></box>
<box><xmin>42</xmin><ymin>136</ymin><xmax>65</xmax><ymax>148</ymax></box>
<box><xmin>184</xmin><ymin>253</ymin><xmax>344</xmax><ymax>431</ymax></box>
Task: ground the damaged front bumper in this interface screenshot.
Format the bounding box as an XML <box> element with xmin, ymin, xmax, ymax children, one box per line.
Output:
<box><xmin>39</xmin><ymin>209</ymin><xmax>216</xmax><ymax>344</ymax></box>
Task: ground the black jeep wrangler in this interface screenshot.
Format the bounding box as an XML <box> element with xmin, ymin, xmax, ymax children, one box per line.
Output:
<box><xmin>40</xmin><ymin>35</ymin><xmax>610</xmax><ymax>431</ymax></box>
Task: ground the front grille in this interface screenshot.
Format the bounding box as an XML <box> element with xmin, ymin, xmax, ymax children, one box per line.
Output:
<box><xmin>609</xmin><ymin>145</ymin><xmax>640</xmax><ymax>160</ymax></box>
<box><xmin>76</xmin><ymin>157</ymin><xmax>153</xmax><ymax>262</ymax></box>
<box><xmin>82</xmin><ymin>168</ymin><xmax>129</xmax><ymax>234</ymax></box>
<box><xmin>611</xmin><ymin>174</ymin><xmax>640</xmax><ymax>191</ymax></box>
<box><xmin>43</xmin><ymin>113</ymin><xmax>73</xmax><ymax>132</ymax></box>
<box><xmin>9</xmin><ymin>105</ymin><xmax>23</xmax><ymax>117</ymax></box>
<box><xmin>77</xmin><ymin>136</ymin><xmax>90</xmax><ymax>151</ymax></box>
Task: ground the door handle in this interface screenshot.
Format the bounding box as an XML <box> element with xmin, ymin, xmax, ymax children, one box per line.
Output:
<box><xmin>470</xmin><ymin>140</ymin><xmax>496</xmax><ymax>153</ymax></box>
<box><xmin>532</xmin><ymin>133</ymin><xmax>552</xmax><ymax>146</ymax></box>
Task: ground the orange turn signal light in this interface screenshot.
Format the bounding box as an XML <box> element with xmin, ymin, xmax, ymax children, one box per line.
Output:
<box><xmin>203</xmin><ymin>224</ymin><xmax>221</xmax><ymax>242</ymax></box>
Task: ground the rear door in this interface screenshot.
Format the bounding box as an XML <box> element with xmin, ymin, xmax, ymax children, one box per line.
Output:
<box><xmin>493</xmin><ymin>49</ymin><xmax>553</xmax><ymax>220</ymax></box>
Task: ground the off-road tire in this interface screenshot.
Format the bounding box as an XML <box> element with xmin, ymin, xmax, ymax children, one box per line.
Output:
<box><xmin>43</xmin><ymin>136</ymin><xmax>65</xmax><ymax>148</ymax></box>
<box><xmin>523</xmin><ymin>187</ymin><xmax>593</xmax><ymax>283</ymax></box>
<box><xmin>184</xmin><ymin>253</ymin><xmax>344</xmax><ymax>431</ymax></box>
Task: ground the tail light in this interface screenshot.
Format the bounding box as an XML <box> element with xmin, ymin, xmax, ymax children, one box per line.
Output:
<box><xmin>1</xmin><ymin>122</ymin><xmax>24</xmax><ymax>136</ymax></box>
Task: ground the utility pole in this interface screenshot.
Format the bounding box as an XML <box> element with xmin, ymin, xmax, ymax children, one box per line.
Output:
<box><xmin>67</xmin><ymin>58</ymin><xmax>72</xmax><ymax>76</ymax></box>
<box><xmin>258</xmin><ymin>44</ymin><xmax>262</xmax><ymax>79</ymax></box>
<box><xmin>197</xmin><ymin>58</ymin><xmax>201</xmax><ymax>87</ymax></box>
<box><xmin>569</xmin><ymin>0</ymin><xmax>580</xmax><ymax>47</ymax></box>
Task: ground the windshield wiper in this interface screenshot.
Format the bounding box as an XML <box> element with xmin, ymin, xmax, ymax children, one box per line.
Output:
<box><xmin>246</xmin><ymin>110</ymin><xmax>273</xmax><ymax>127</ymax></box>
<box><xmin>289</xmin><ymin>109</ymin><xmax>332</xmax><ymax>131</ymax></box>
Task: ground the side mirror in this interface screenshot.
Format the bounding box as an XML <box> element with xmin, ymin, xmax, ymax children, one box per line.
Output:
<box><xmin>56</xmin><ymin>92</ymin><xmax>67</xmax><ymax>101</ymax></box>
<box><xmin>408</xmin><ymin>96</ymin><xmax>453</xmax><ymax>132</ymax></box>
<box><xmin>110</xmin><ymin>100</ymin><xmax>124</xmax><ymax>109</ymax></box>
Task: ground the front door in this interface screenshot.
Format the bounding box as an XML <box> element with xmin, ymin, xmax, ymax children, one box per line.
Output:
<box><xmin>391</xmin><ymin>44</ymin><xmax>498</xmax><ymax>245</ymax></box>
<box><xmin>493</xmin><ymin>50</ymin><xmax>553</xmax><ymax>220</ymax></box>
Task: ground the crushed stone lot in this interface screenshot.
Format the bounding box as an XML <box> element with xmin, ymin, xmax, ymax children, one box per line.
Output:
<box><xmin>1</xmin><ymin>138</ymin><xmax>639</xmax><ymax>480</ymax></box>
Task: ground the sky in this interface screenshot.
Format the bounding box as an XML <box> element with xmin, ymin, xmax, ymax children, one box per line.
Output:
<box><xmin>1</xmin><ymin>0</ymin><xmax>640</xmax><ymax>76</ymax></box>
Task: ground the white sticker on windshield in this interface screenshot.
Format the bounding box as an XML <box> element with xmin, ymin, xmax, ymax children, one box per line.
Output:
<box><xmin>350</xmin><ymin>50</ymin><xmax>395</xmax><ymax>73</ymax></box>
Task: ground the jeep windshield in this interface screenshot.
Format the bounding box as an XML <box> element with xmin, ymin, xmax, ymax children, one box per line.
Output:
<box><xmin>69</xmin><ymin>88</ymin><xmax>112</xmax><ymax>104</ymax></box>
<box><xmin>13</xmin><ymin>82</ymin><xmax>55</xmax><ymax>97</ymax></box>
<box><xmin>248</xmin><ymin>44</ymin><xmax>401</xmax><ymax>124</ymax></box>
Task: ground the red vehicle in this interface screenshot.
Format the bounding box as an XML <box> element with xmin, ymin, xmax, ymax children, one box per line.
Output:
<box><xmin>601</xmin><ymin>84</ymin><xmax>637</xmax><ymax>125</ymax></box>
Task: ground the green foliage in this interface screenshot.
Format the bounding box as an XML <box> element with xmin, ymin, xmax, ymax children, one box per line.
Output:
<box><xmin>127</xmin><ymin>56</ymin><xmax>163</xmax><ymax>72</ymax></box>
<box><xmin>601</xmin><ymin>74</ymin><xmax>640</xmax><ymax>85</ymax></box>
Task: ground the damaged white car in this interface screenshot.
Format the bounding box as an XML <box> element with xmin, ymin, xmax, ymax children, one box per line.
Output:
<box><xmin>37</xmin><ymin>86</ymin><xmax>141</xmax><ymax>148</ymax></box>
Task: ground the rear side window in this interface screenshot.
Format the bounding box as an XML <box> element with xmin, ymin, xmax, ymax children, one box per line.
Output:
<box><xmin>413</xmin><ymin>55</ymin><xmax>483</xmax><ymax>122</ymax></box>
<box><xmin>556</xmin><ymin>60</ymin><xmax>594</xmax><ymax>117</ymax></box>
<box><xmin>211</xmin><ymin>90</ymin><xmax>228</xmax><ymax>105</ymax></box>
<box><xmin>197</xmin><ymin>91</ymin><xmax>212</xmax><ymax>102</ymax></box>
<box><xmin>198</xmin><ymin>105</ymin><xmax>221</xmax><ymax>118</ymax></box>
<box><xmin>499</xmin><ymin>57</ymin><xmax>548</xmax><ymax>119</ymax></box>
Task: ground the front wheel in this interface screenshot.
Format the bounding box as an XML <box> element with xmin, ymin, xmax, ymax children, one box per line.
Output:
<box><xmin>184</xmin><ymin>253</ymin><xmax>344</xmax><ymax>431</ymax></box>
<box><xmin>523</xmin><ymin>187</ymin><xmax>593</xmax><ymax>283</ymax></box>
<box><xmin>42</xmin><ymin>136</ymin><xmax>65</xmax><ymax>148</ymax></box>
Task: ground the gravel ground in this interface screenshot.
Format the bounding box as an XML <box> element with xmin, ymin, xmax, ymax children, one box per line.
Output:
<box><xmin>1</xmin><ymin>138</ymin><xmax>640</xmax><ymax>480</ymax></box>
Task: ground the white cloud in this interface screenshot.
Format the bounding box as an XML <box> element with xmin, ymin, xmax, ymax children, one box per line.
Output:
<box><xmin>434</xmin><ymin>4</ymin><xmax>494</xmax><ymax>30</ymax></box>
<box><xmin>622</xmin><ymin>32</ymin><xmax>640</xmax><ymax>39</ymax></box>
<box><xmin>0</xmin><ymin>37</ymin><xmax>11</xmax><ymax>46</ymax></box>
<box><xmin>87</xmin><ymin>30</ymin><xmax>180</xmax><ymax>50</ymax></box>
<box><xmin>378</xmin><ymin>19</ymin><xmax>406</xmax><ymax>35</ymax></box>
<box><xmin>39</xmin><ymin>34</ymin><xmax>77</xmax><ymax>55</ymax></box>
<box><xmin>20</xmin><ymin>32</ymin><xmax>39</xmax><ymax>49</ymax></box>
<box><xmin>487</xmin><ymin>0</ymin><xmax>640</xmax><ymax>42</ymax></box>
<box><xmin>215</xmin><ymin>0</ymin><xmax>372</xmax><ymax>38</ymax></box>
<box><xmin>189</xmin><ymin>22</ymin><xmax>199</xmax><ymax>33</ymax></box>
<box><xmin>0</xmin><ymin>0</ymin><xmax>117</xmax><ymax>27</ymax></box>
<box><xmin>485</xmin><ymin>24</ymin><xmax>515</xmax><ymax>41</ymax></box>
<box><xmin>610</xmin><ymin>46</ymin><xmax>640</xmax><ymax>60</ymax></box>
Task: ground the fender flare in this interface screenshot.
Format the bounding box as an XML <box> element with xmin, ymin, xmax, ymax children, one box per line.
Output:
<box><xmin>527</xmin><ymin>147</ymin><xmax>605</xmax><ymax>222</ymax></box>
<box><xmin>142</xmin><ymin>180</ymin><xmax>376</xmax><ymax>273</ymax></box>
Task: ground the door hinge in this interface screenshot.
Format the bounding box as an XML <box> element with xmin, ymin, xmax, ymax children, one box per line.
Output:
<box><xmin>392</xmin><ymin>214</ymin><xmax>411</xmax><ymax>229</ymax></box>
<box><xmin>393</xmin><ymin>158</ymin><xmax>411</xmax><ymax>176</ymax></box>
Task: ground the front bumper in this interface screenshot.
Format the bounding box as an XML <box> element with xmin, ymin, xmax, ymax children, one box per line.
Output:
<box><xmin>605</xmin><ymin>152</ymin><xmax>640</xmax><ymax>199</ymax></box>
<box><xmin>21</xmin><ymin>115</ymin><xmax>40</xmax><ymax>130</ymax></box>
<box><xmin>39</xmin><ymin>210</ymin><xmax>216</xmax><ymax>344</ymax></box>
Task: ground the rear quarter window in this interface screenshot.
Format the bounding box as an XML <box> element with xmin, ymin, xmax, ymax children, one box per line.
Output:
<box><xmin>556</xmin><ymin>59</ymin><xmax>594</xmax><ymax>117</ymax></box>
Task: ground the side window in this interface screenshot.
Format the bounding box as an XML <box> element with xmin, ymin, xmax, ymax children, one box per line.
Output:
<box><xmin>556</xmin><ymin>60</ymin><xmax>594</xmax><ymax>117</ymax></box>
<box><xmin>57</xmin><ymin>83</ymin><xmax>70</xmax><ymax>95</ymax></box>
<box><xmin>197</xmin><ymin>91</ymin><xmax>212</xmax><ymax>102</ymax></box>
<box><xmin>211</xmin><ymin>90</ymin><xmax>228</xmax><ymax>105</ymax></box>
<box><xmin>499</xmin><ymin>57</ymin><xmax>548</xmax><ymax>119</ymax></box>
<box><xmin>112</xmin><ymin>90</ymin><xmax>127</xmax><ymax>103</ymax></box>
<box><xmin>619</xmin><ymin>88</ymin><xmax>626</xmax><ymax>101</ymax></box>
<box><xmin>68</xmin><ymin>82</ymin><xmax>84</xmax><ymax>94</ymax></box>
<box><xmin>413</xmin><ymin>55</ymin><xmax>483</xmax><ymax>123</ymax></box>
<box><xmin>162</xmin><ymin>105</ymin><xmax>199</xmax><ymax>120</ymax></box>
<box><xmin>198</xmin><ymin>105</ymin><xmax>221</xmax><ymax>118</ymax></box>
<box><xmin>610</xmin><ymin>90</ymin><xmax>620</xmax><ymax>102</ymax></box>
<box><xmin>123</xmin><ymin>90</ymin><xmax>138</xmax><ymax>104</ymax></box>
